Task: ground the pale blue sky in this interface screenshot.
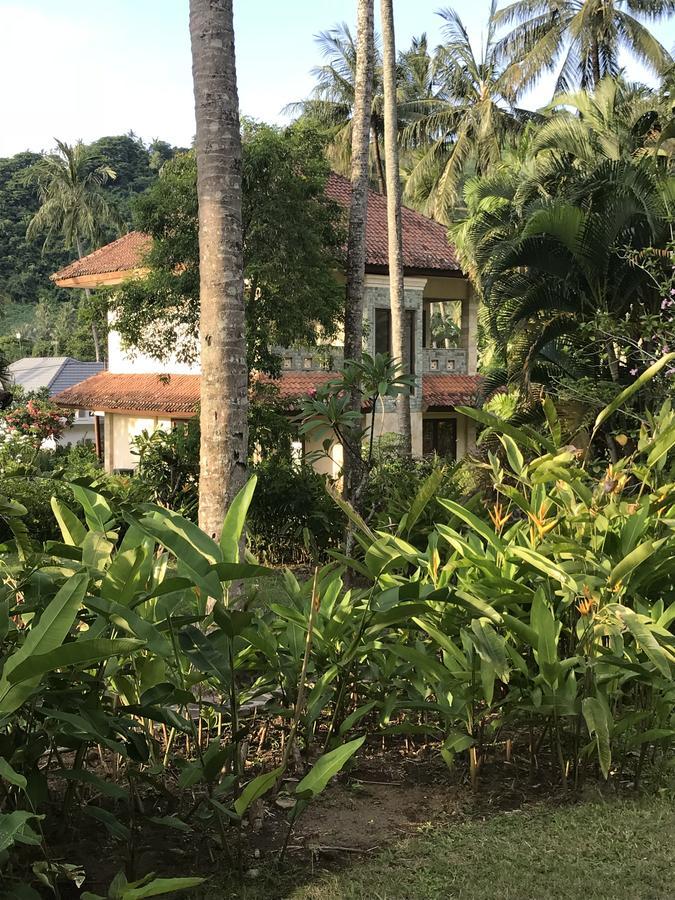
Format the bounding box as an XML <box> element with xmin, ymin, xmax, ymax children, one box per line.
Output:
<box><xmin>0</xmin><ymin>0</ymin><xmax>673</xmax><ymax>157</ymax></box>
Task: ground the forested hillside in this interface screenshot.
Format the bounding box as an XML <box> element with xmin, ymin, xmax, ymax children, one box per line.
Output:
<box><xmin>0</xmin><ymin>133</ymin><xmax>182</xmax><ymax>363</ymax></box>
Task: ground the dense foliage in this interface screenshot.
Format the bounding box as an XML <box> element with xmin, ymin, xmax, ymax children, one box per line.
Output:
<box><xmin>0</xmin><ymin>383</ymin><xmax>674</xmax><ymax>893</ymax></box>
<box><xmin>0</xmin><ymin>134</ymin><xmax>180</xmax><ymax>362</ymax></box>
<box><xmin>113</xmin><ymin>122</ymin><xmax>345</xmax><ymax>374</ymax></box>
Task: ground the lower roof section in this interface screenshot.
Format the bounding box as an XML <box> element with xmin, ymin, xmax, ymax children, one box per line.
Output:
<box><xmin>52</xmin><ymin>370</ymin><xmax>483</xmax><ymax>415</ymax></box>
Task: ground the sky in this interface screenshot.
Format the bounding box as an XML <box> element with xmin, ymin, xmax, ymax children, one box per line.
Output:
<box><xmin>1</xmin><ymin>0</ymin><xmax>674</xmax><ymax>158</ymax></box>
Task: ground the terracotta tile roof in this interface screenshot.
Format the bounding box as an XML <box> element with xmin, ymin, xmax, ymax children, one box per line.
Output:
<box><xmin>422</xmin><ymin>374</ymin><xmax>483</xmax><ymax>408</ymax></box>
<box><xmin>51</xmin><ymin>232</ymin><xmax>152</xmax><ymax>284</ymax></box>
<box><xmin>52</xmin><ymin>371</ymin><xmax>337</xmax><ymax>414</ymax></box>
<box><xmin>51</xmin><ymin>173</ymin><xmax>460</xmax><ymax>284</ymax></box>
<box><xmin>54</xmin><ymin>370</ymin><xmax>482</xmax><ymax>415</ymax></box>
<box><xmin>325</xmin><ymin>172</ymin><xmax>460</xmax><ymax>272</ymax></box>
<box><xmin>52</xmin><ymin>373</ymin><xmax>200</xmax><ymax>415</ymax></box>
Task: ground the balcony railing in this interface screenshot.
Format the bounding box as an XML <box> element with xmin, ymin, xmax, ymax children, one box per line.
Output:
<box><xmin>420</xmin><ymin>347</ymin><xmax>467</xmax><ymax>374</ymax></box>
<box><xmin>275</xmin><ymin>346</ymin><xmax>344</xmax><ymax>373</ymax></box>
<box><xmin>274</xmin><ymin>345</ymin><xmax>468</xmax><ymax>375</ymax></box>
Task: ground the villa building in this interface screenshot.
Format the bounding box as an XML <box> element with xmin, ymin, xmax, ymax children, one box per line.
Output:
<box><xmin>51</xmin><ymin>173</ymin><xmax>480</xmax><ymax>474</ymax></box>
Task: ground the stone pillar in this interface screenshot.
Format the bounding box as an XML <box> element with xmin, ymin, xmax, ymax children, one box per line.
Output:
<box><xmin>461</xmin><ymin>287</ymin><xmax>479</xmax><ymax>376</ymax></box>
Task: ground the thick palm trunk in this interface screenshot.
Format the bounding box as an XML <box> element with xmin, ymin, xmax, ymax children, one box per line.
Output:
<box><xmin>190</xmin><ymin>0</ymin><xmax>248</xmax><ymax>540</ymax></box>
<box><xmin>75</xmin><ymin>235</ymin><xmax>101</xmax><ymax>363</ymax></box>
<box><xmin>343</xmin><ymin>0</ymin><xmax>375</xmax><ymax>503</ymax></box>
<box><xmin>381</xmin><ymin>0</ymin><xmax>411</xmax><ymax>455</ymax></box>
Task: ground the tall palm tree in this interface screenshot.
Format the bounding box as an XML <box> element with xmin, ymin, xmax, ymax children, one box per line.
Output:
<box><xmin>27</xmin><ymin>139</ymin><xmax>119</xmax><ymax>361</ymax></box>
<box><xmin>344</xmin><ymin>0</ymin><xmax>375</xmax><ymax>506</ymax></box>
<box><xmin>495</xmin><ymin>0</ymin><xmax>675</xmax><ymax>94</ymax></box>
<box><xmin>287</xmin><ymin>23</ymin><xmax>386</xmax><ymax>191</ymax></box>
<box><xmin>381</xmin><ymin>0</ymin><xmax>412</xmax><ymax>454</ymax></box>
<box><xmin>402</xmin><ymin>2</ymin><xmax>525</xmax><ymax>223</ymax></box>
<box><xmin>189</xmin><ymin>0</ymin><xmax>248</xmax><ymax>540</ymax></box>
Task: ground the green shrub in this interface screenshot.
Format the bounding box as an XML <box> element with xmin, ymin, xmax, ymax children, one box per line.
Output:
<box><xmin>247</xmin><ymin>457</ymin><xmax>344</xmax><ymax>564</ymax></box>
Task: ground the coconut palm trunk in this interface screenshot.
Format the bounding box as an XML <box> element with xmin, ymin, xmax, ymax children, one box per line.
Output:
<box><xmin>380</xmin><ymin>0</ymin><xmax>412</xmax><ymax>455</ymax></box>
<box><xmin>343</xmin><ymin>0</ymin><xmax>375</xmax><ymax>503</ymax></box>
<box><xmin>75</xmin><ymin>235</ymin><xmax>101</xmax><ymax>363</ymax></box>
<box><xmin>190</xmin><ymin>0</ymin><xmax>248</xmax><ymax>540</ymax></box>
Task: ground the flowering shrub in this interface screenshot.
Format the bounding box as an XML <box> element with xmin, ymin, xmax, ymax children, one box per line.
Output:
<box><xmin>0</xmin><ymin>399</ymin><xmax>73</xmax><ymax>449</ymax></box>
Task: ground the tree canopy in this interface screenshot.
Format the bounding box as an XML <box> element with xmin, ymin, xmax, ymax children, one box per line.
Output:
<box><xmin>112</xmin><ymin>122</ymin><xmax>346</xmax><ymax>374</ymax></box>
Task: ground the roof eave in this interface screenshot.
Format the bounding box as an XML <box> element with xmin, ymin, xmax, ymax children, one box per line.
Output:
<box><xmin>51</xmin><ymin>266</ymin><xmax>150</xmax><ymax>289</ymax></box>
<box><xmin>365</xmin><ymin>264</ymin><xmax>464</xmax><ymax>279</ymax></box>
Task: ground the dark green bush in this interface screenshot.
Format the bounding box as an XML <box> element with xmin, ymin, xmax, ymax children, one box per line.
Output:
<box><xmin>362</xmin><ymin>436</ymin><xmax>462</xmax><ymax>541</ymax></box>
<box><xmin>247</xmin><ymin>457</ymin><xmax>344</xmax><ymax>564</ymax></box>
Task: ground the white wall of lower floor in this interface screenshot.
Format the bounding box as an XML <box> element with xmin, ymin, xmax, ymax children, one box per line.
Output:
<box><xmin>102</xmin><ymin>410</ymin><xmax>477</xmax><ymax>476</ymax></box>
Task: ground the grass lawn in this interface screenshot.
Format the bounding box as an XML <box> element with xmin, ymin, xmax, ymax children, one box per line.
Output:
<box><xmin>224</xmin><ymin>794</ymin><xmax>675</xmax><ymax>900</ymax></box>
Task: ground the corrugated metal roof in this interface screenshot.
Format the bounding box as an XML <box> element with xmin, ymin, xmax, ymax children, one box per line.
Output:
<box><xmin>9</xmin><ymin>357</ymin><xmax>105</xmax><ymax>396</ymax></box>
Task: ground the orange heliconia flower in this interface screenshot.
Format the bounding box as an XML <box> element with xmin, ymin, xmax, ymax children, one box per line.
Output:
<box><xmin>489</xmin><ymin>501</ymin><xmax>511</xmax><ymax>533</ymax></box>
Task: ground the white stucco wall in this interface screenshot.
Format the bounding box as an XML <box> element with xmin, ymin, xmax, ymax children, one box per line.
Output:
<box><xmin>107</xmin><ymin>328</ymin><xmax>200</xmax><ymax>376</ymax></box>
<box><xmin>104</xmin><ymin>412</ymin><xmax>173</xmax><ymax>471</ymax></box>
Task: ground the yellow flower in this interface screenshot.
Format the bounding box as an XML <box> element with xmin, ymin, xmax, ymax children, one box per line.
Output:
<box><xmin>488</xmin><ymin>500</ymin><xmax>511</xmax><ymax>533</ymax></box>
<box><xmin>576</xmin><ymin>586</ymin><xmax>598</xmax><ymax>617</ymax></box>
<box><xmin>527</xmin><ymin>501</ymin><xmax>557</xmax><ymax>541</ymax></box>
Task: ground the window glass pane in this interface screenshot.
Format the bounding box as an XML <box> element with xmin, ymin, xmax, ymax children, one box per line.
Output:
<box><xmin>437</xmin><ymin>419</ymin><xmax>457</xmax><ymax>459</ymax></box>
<box><xmin>426</xmin><ymin>300</ymin><xmax>462</xmax><ymax>348</ymax></box>
<box><xmin>423</xmin><ymin>418</ymin><xmax>457</xmax><ymax>459</ymax></box>
<box><xmin>375</xmin><ymin>308</ymin><xmax>391</xmax><ymax>356</ymax></box>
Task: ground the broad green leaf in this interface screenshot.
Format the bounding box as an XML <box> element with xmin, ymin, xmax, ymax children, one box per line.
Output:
<box><xmin>499</xmin><ymin>434</ymin><xmax>524</xmax><ymax>475</ymax></box>
<box><xmin>582</xmin><ymin>696</ymin><xmax>612</xmax><ymax>779</ymax></box>
<box><xmin>439</xmin><ymin>499</ymin><xmax>505</xmax><ymax>553</ymax></box>
<box><xmin>81</xmin><ymin>531</ymin><xmax>114</xmax><ymax>572</ymax></box>
<box><xmin>131</xmin><ymin>506</ymin><xmax>223</xmax><ymax>601</ymax></box>
<box><xmin>338</xmin><ymin>701</ymin><xmax>378</xmax><ymax>736</ymax></box>
<box><xmin>83</xmin><ymin>805</ymin><xmax>130</xmax><ymax>841</ymax></box>
<box><xmin>0</xmin><ymin>573</ymin><xmax>88</xmax><ymax>716</ymax></box>
<box><xmin>326</xmin><ymin>486</ymin><xmax>376</xmax><ymax>541</ymax></box>
<box><xmin>0</xmin><ymin>757</ymin><xmax>26</xmax><ymax>789</ymax></box>
<box><xmin>470</xmin><ymin>619</ymin><xmax>509</xmax><ymax>681</ymax></box>
<box><xmin>510</xmin><ymin>546</ymin><xmax>577</xmax><ymax>591</ymax></box>
<box><xmin>609</xmin><ymin>540</ymin><xmax>659</xmax><ymax>589</ymax></box>
<box><xmin>592</xmin><ymin>352</ymin><xmax>675</xmax><ymax>436</ymax></box>
<box><xmin>0</xmin><ymin>810</ymin><xmax>44</xmax><ymax>852</ymax></box>
<box><xmin>121</xmin><ymin>876</ymin><xmax>205</xmax><ymax>899</ymax></box>
<box><xmin>234</xmin><ymin>765</ymin><xmax>282</xmax><ymax>816</ymax></box>
<box><xmin>646</xmin><ymin>421</ymin><xmax>675</xmax><ymax>469</ymax></box>
<box><xmin>83</xmin><ymin>595</ymin><xmax>171</xmax><ymax>657</ymax></box>
<box><xmin>50</xmin><ymin>497</ymin><xmax>87</xmax><ymax>546</ymax></box>
<box><xmin>213</xmin><ymin>562</ymin><xmax>272</xmax><ymax>582</ymax></box>
<box><xmin>402</xmin><ymin>466</ymin><xmax>446</xmax><ymax>537</ymax></box>
<box><xmin>71</xmin><ymin>485</ymin><xmax>114</xmax><ymax>532</ymax></box>
<box><xmin>7</xmin><ymin>638</ymin><xmax>144</xmax><ymax>685</ymax></box>
<box><xmin>620</xmin><ymin>608</ymin><xmax>672</xmax><ymax>678</ymax></box>
<box><xmin>456</xmin><ymin>405</ymin><xmax>555</xmax><ymax>452</ymax></box>
<box><xmin>220</xmin><ymin>474</ymin><xmax>257</xmax><ymax>563</ymax></box>
<box><xmin>295</xmin><ymin>735</ymin><xmax>365</xmax><ymax>799</ymax></box>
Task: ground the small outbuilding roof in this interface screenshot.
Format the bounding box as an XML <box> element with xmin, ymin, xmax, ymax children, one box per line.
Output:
<box><xmin>9</xmin><ymin>357</ymin><xmax>105</xmax><ymax>397</ymax></box>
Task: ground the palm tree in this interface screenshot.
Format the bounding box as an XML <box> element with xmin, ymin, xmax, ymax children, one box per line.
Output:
<box><xmin>189</xmin><ymin>0</ymin><xmax>248</xmax><ymax>540</ymax></box>
<box><xmin>27</xmin><ymin>139</ymin><xmax>120</xmax><ymax>361</ymax></box>
<box><xmin>495</xmin><ymin>0</ymin><xmax>675</xmax><ymax>94</ymax></box>
<box><xmin>286</xmin><ymin>23</ymin><xmax>386</xmax><ymax>191</ymax></box>
<box><xmin>402</xmin><ymin>2</ymin><xmax>525</xmax><ymax>223</ymax></box>
<box><xmin>344</xmin><ymin>0</ymin><xmax>375</xmax><ymax>506</ymax></box>
<box><xmin>533</xmin><ymin>77</ymin><xmax>669</xmax><ymax>163</ymax></box>
<box><xmin>477</xmin><ymin>160</ymin><xmax>670</xmax><ymax>388</ymax></box>
<box><xmin>381</xmin><ymin>0</ymin><xmax>412</xmax><ymax>454</ymax></box>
